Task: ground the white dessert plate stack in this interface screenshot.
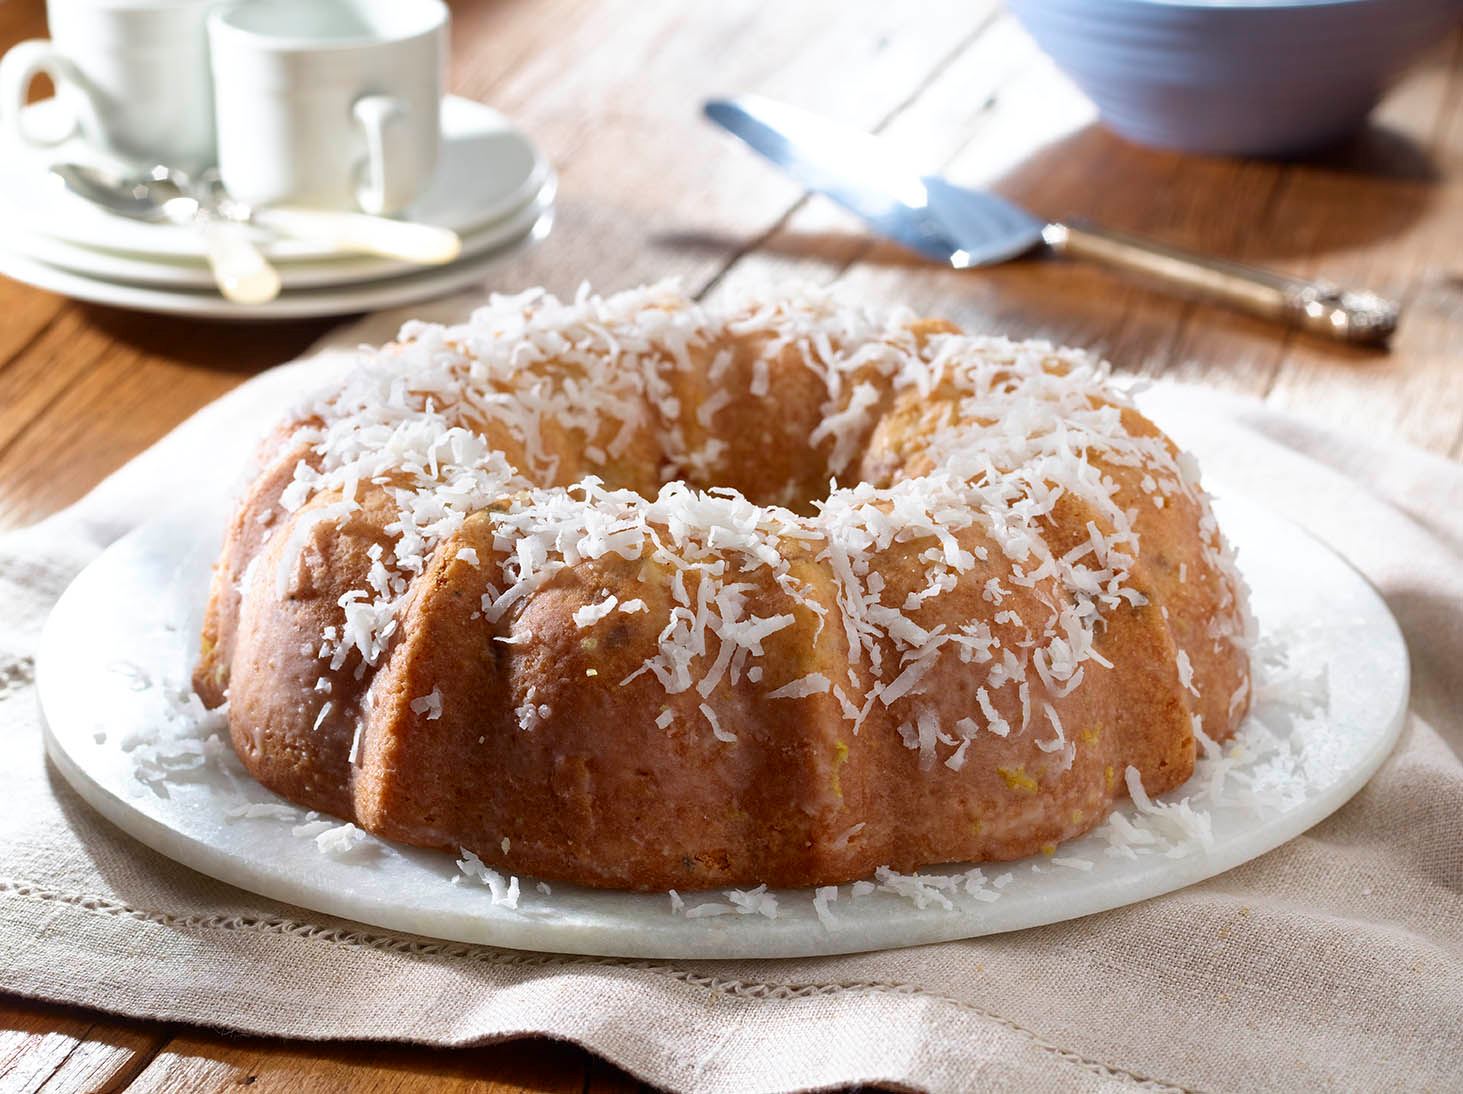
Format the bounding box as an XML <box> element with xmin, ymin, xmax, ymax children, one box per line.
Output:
<box><xmin>0</xmin><ymin>96</ymin><xmax>555</xmax><ymax>320</ymax></box>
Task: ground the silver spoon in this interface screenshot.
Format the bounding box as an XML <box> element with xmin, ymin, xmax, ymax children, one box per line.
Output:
<box><xmin>195</xmin><ymin>170</ymin><xmax>463</xmax><ymax>266</ymax></box>
<box><xmin>51</xmin><ymin>162</ymin><xmax>282</xmax><ymax>305</ymax></box>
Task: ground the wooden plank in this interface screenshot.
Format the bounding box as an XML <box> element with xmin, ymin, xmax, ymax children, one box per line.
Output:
<box><xmin>585</xmin><ymin>1051</ymin><xmax>650</xmax><ymax>1093</ymax></box>
<box><xmin>0</xmin><ymin>997</ymin><xmax>166</xmax><ymax>1094</ymax></box>
<box><xmin>0</xmin><ymin>280</ymin><xmax>68</xmax><ymax>382</ymax></box>
<box><xmin>448</xmin><ymin>0</ymin><xmax>1005</xmax><ymax>298</ymax></box>
<box><xmin>1260</xmin><ymin>32</ymin><xmax>1463</xmax><ymax>457</ymax></box>
<box><xmin>0</xmin><ymin>0</ymin><xmax>79</xmax><ymax>377</ymax></box>
<box><xmin>0</xmin><ymin>0</ymin><xmax>45</xmax><ymax>46</ymax></box>
<box><xmin>123</xmin><ymin>1032</ymin><xmax>612</xmax><ymax>1094</ymax></box>
<box><xmin>0</xmin><ymin>305</ymin><xmax>331</xmax><ymax>528</ymax></box>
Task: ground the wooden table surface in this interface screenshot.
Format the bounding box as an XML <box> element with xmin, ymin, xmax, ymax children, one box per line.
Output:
<box><xmin>2</xmin><ymin>0</ymin><xmax>1459</xmax><ymax>1089</ymax></box>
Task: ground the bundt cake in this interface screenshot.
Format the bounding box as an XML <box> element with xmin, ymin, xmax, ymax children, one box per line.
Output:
<box><xmin>194</xmin><ymin>282</ymin><xmax>1253</xmax><ymax>892</ymax></box>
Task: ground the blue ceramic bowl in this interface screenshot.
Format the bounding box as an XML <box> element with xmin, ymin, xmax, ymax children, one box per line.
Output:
<box><xmin>1005</xmin><ymin>0</ymin><xmax>1462</xmax><ymax>156</ymax></box>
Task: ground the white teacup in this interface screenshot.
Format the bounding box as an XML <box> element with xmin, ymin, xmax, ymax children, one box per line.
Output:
<box><xmin>208</xmin><ymin>0</ymin><xmax>448</xmax><ymax>217</ymax></box>
<box><xmin>0</xmin><ymin>0</ymin><xmax>219</xmax><ymax>169</ymax></box>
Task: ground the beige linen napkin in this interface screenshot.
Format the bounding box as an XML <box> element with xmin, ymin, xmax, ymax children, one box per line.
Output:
<box><xmin>1</xmin><ymin>304</ymin><xmax>1459</xmax><ymax>1093</ymax></box>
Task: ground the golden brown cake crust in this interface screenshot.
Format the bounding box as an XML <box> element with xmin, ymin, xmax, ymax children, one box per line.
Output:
<box><xmin>195</xmin><ymin>284</ymin><xmax>1252</xmax><ymax>891</ymax></box>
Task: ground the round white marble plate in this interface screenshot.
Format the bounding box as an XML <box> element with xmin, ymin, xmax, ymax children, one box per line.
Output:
<box><xmin>0</xmin><ymin>172</ymin><xmax>556</xmax><ymax>292</ymax></box>
<box><xmin>0</xmin><ymin>202</ymin><xmax>553</xmax><ymax>320</ymax></box>
<box><xmin>37</xmin><ymin>495</ymin><xmax>1408</xmax><ymax>959</ymax></box>
<box><xmin>0</xmin><ymin>95</ymin><xmax>550</xmax><ymax>261</ymax></box>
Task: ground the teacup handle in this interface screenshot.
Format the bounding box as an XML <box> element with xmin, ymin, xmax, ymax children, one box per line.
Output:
<box><xmin>352</xmin><ymin>94</ymin><xmax>412</xmax><ymax>216</ymax></box>
<box><xmin>0</xmin><ymin>39</ymin><xmax>101</xmax><ymax>148</ymax></box>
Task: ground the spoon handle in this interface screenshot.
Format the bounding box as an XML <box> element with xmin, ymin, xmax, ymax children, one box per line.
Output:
<box><xmin>253</xmin><ymin>207</ymin><xmax>462</xmax><ymax>265</ymax></box>
<box><xmin>200</xmin><ymin>220</ymin><xmax>281</xmax><ymax>305</ymax></box>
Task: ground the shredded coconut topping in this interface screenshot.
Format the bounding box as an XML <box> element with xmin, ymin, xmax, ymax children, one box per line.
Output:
<box><xmin>572</xmin><ymin>593</ymin><xmax>619</xmax><ymax>628</ymax></box>
<box><xmin>259</xmin><ymin>281</ymin><xmax>1248</xmax><ymax>792</ymax></box>
<box><xmin>409</xmin><ymin>688</ymin><xmax>442</xmax><ymax>720</ymax></box>
<box><xmin>455</xmin><ymin>849</ymin><xmax>521</xmax><ymax>907</ymax></box>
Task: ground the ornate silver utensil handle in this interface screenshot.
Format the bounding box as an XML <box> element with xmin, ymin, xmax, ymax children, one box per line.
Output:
<box><xmin>1042</xmin><ymin>221</ymin><xmax>1399</xmax><ymax>346</ymax></box>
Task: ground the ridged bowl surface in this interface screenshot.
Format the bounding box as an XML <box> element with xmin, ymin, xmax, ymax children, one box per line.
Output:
<box><xmin>1006</xmin><ymin>0</ymin><xmax>1462</xmax><ymax>155</ymax></box>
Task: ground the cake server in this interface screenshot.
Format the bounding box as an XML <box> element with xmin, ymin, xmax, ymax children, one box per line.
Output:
<box><xmin>704</xmin><ymin>96</ymin><xmax>1399</xmax><ymax>345</ymax></box>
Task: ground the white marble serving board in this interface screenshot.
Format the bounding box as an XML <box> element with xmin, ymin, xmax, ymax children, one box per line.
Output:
<box><xmin>37</xmin><ymin>494</ymin><xmax>1408</xmax><ymax>959</ymax></box>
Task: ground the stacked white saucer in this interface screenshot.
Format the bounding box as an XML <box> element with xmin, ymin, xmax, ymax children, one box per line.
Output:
<box><xmin>0</xmin><ymin>96</ymin><xmax>555</xmax><ymax>320</ymax></box>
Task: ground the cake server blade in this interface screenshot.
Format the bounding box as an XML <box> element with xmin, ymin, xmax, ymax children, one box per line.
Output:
<box><xmin>703</xmin><ymin>96</ymin><xmax>1045</xmax><ymax>268</ymax></box>
<box><xmin>702</xmin><ymin>96</ymin><xmax>1400</xmax><ymax>344</ymax></box>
